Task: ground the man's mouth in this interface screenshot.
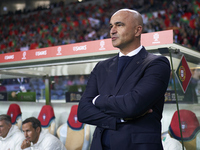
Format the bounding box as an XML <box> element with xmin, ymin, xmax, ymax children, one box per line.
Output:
<box><xmin>26</xmin><ymin>137</ymin><xmax>30</xmax><ymax>140</ymax></box>
<box><xmin>111</xmin><ymin>37</ymin><xmax>118</xmax><ymax>40</ymax></box>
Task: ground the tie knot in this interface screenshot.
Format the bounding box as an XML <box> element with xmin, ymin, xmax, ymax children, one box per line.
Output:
<box><xmin>118</xmin><ymin>56</ymin><xmax>132</xmax><ymax>64</ymax></box>
<box><xmin>116</xmin><ymin>56</ymin><xmax>133</xmax><ymax>83</ymax></box>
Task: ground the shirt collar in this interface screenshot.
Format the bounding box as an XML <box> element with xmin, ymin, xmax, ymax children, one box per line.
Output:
<box><xmin>119</xmin><ymin>45</ymin><xmax>143</xmax><ymax>57</ymax></box>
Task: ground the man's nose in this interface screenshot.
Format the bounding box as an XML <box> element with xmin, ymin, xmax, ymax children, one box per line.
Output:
<box><xmin>24</xmin><ymin>132</ymin><xmax>28</xmax><ymax>137</ymax></box>
<box><xmin>110</xmin><ymin>26</ymin><xmax>117</xmax><ymax>35</ymax></box>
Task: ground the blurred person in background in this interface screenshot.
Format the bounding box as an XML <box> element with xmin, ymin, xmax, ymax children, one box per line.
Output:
<box><xmin>0</xmin><ymin>114</ymin><xmax>24</xmax><ymax>150</ymax></box>
<box><xmin>162</xmin><ymin>133</ymin><xmax>186</xmax><ymax>150</ymax></box>
<box><xmin>21</xmin><ymin>117</ymin><xmax>66</xmax><ymax>150</ymax></box>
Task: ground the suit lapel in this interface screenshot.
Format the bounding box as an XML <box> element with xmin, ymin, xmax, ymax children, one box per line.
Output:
<box><xmin>107</xmin><ymin>56</ymin><xmax>118</xmax><ymax>94</ymax></box>
<box><xmin>113</xmin><ymin>47</ymin><xmax>148</xmax><ymax>95</ymax></box>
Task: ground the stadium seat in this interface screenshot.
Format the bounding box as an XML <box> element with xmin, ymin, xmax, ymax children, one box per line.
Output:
<box><xmin>169</xmin><ymin>109</ymin><xmax>200</xmax><ymax>150</ymax></box>
<box><xmin>7</xmin><ymin>103</ymin><xmax>22</xmax><ymax>129</ymax></box>
<box><xmin>57</xmin><ymin>105</ymin><xmax>90</xmax><ymax>150</ymax></box>
<box><xmin>38</xmin><ymin>105</ymin><xmax>56</xmax><ymax>135</ymax></box>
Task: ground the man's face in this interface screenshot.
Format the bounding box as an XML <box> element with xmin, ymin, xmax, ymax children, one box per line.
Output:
<box><xmin>109</xmin><ymin>11</ymin><xmax>138</xmax><ymax>51</ymax></box>
<box><xmin>22</xmin><ymin>122</ymin><xmax>40</xmax><ymax>144</ymax></box>
<box><xmin>0</xmin><ymin>120</ymin><xmax>11</xmax><ymax>138</ymax></box>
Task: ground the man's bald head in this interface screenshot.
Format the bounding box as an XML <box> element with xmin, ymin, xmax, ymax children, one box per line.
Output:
<box><xmin>112</xmin><ymin>9</ymin><xmax>143</xmax><ymax>27</ymax></box>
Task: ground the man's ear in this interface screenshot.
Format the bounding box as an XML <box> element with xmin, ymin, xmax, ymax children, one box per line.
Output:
<box><xmin>8</xmin><ymin>123</ymin><xmax>12</xmax><ymax>129</ymax></box>
<box><xmin>135</xmin><ymin>25</ymin><xmax>143</xmax><ymax>36</ymax></box>
<box><xmin>36</xmin><ymin>127</ymin><xmax>40</xmax><ymax>133</ymax></box>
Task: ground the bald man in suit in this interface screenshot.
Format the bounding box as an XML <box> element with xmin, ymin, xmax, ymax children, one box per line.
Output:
<box><xmin>78</xmin><ymin>9</ymin><xmax>170</xmax><ymax>150</ymax></box>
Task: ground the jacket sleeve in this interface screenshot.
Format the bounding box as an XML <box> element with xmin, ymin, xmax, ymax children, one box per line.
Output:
<box><xmin>77</xmin><ymin>62</ymin><xmax>118</xmax><ymax>130</ymax></box>
<box><xmin>94</xmin><ymin>56</ymin><xmax>170</xmax><ymax>118</ymax></box>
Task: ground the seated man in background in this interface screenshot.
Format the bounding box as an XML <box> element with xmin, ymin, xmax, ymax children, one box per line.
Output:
<box><xmin>162</xmin><ymin>133</ymin><xmax>186</xmax><ymax>150</ymax></box>
<box><xmin>21</xmin><ymin>117</ymin><xmax>66</xmax><ymax>150</ymax></box>
<box><xmin>0</xmin><ymin>114</ymin><xmax>24</xmax><ymax>150</ymax></box>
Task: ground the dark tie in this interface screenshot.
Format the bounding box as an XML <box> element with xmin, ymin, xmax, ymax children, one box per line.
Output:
<box><xmin>116</xmin><ymin>56</ymin><xmax>132</xmax><ymax>83</ymax></box>
<box><xmin>101</xmin><ymin>56</ymin><xmax>133</xmax><ymax>150</ymax></box>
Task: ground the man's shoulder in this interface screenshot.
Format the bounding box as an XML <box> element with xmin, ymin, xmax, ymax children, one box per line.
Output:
<box><xmin>10</xmin><ymin>126</ymin><xmax>24</xmax><ymax>138</ymax></box>
<box><xmin>145</xmin><ymin>52</ymin><xmax>169</xmax><ymax>63</ymax></box>
<box><xmin>8</xmin><ymin>127</ymin><xmax>24</xmax><ymax>144</ymax></box>
<box><xmin>101</xmin><ymin>55</ymin><xmax>117</xmax><ymax>63</ymax></box>
<box><xmin>97</xmin><ymin>55</ymin><xmax>117</xmax><ymax>67</ymax></box>
<box><xmin>41</xmin><ymin>132</ymin><xmax>60</xmax><ymax>143</ymax></box>
<box><xmin>13</xmin><ymin>130</ymin><xmax>24</xmax><ymax>139</ymax></box>
<box><xmin>40</xmin><ymin>132</ymin><xmax>65</xmax><ymax>148</ymax></box>
<box><xmin>140</xmin><ymin>47</ymin><xmax>167</xmax><ymax>60</ymax></box>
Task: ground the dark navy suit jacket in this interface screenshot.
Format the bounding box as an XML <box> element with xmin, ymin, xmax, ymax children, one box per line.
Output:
<box><xmin>78</xmin><ymin>47</ymin><xmax>170</xmax><ymax>150</ymax></box>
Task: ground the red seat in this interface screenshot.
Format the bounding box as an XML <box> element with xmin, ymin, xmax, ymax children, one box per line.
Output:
<box><xmin>169</xmin><ymin>109</ymin><xmax>200</xmax><ymax>150</ymax></box>
<box><xmin>57</xmin><ymin>105</ymin><xmax>90</xmax><ymax>150</ymax></box>
<box><xmin>38</xmin><ymin>105</ymin><xmax>56</xmax><ymax>135</ymax></box>
<box><xmin>7</xmin><ymin>103</ymin><xmax>22</xmax><ymax>129</ymax></box>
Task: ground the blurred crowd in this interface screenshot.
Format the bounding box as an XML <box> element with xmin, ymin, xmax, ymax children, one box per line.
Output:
<box><xmin>0</xmin><ymin>75</ymin><xmax>89</xmax><ymax>100</ymax></box>
<box><xmin>0</xmin><ymin>0</ymin><xmax>200</xmax><ymax>54</ymax></box>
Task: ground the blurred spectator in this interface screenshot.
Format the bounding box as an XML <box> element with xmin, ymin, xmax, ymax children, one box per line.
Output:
<box><xmin>0</xmin><ymin>114</ymin><xmax>24</xmax><ymax>150</ymax></box>
<box><xmin>0</xmin><ymin>0</ymin><xmax>200</xmax><ymax>53</ymax></box>
<box><xmin>29</xmin><ymin>77</ymin><xmax>45</xmax><ymax>99</ymax></box>
<box><xmin>162</xmin><ymin>133</ymin><xmax>186</xmax><ymax>150</ymax></box>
